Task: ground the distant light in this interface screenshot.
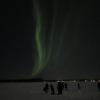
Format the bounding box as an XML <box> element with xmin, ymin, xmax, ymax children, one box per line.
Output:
<box><xmin>73</xmin><ymin>80</ymin><xmax>76</xmax><ymax>82</ymax></box>
<box><xmin>93</xmin><ymin>80</ymin><xmax>96</xmax><ymax>82</ymax></box>
<box><xmin>85</xmin><ymin>80</ymin><xmax>87</xmax><ymax>82</ymax></box>
<box><xmin>98</xmin><ymin>80</ymin><xmax>100</xmax><ymax>82</ymax></box>
<box><xmin>62</xmin><ymin>80</ymin><xmax>64</xmax><ymax>82</ymax></box>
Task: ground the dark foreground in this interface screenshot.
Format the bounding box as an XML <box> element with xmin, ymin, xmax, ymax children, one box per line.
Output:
<box><xmin>0</xmin><ymin>82</ymin><xmax>100</xmax><ymax>100</ymax></box>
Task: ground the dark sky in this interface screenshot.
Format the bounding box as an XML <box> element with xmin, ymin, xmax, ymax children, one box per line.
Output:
<box><xmin>0</xmin><ymin>0</ymin><xmax>34</xmax><ymax>79</ymax></box>
<box><xmin>0</xmin><ymin>0</ymin><xmax>100</xmax><ymax>80</ymax></box>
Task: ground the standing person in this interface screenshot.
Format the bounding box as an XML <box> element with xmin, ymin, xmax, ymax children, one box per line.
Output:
<box><xmin>57</xmin><ymin>81</ymin><xmax>63</xmax><ymax>95</ymax></box>
<box><xmin>77</xmin><ymin>82</ymin><xmax>80</xmax><ymax>90</ymax></box>
<box><xmin>50</xmin><ymin>84</ymin><xmax>55</xmax><ymax>95</ymax></box>
<box><xmin>61</xmin><ymin>81</ymin><xmax>64</xmax><ymax>90</ymax></box>
<box><xmin>43</xmin><ymin>82</ymin><xmax>49</xmax><ymax>94</ymax></box>
<box><xmin>97</xmin><ymin>81</ymin><xmax>100</xmax><ymax>92</ymax></box>
<box><xmin>65</xmin><ymin>82</ymin><xmax>68</xmax><ymax>90</ymax></box>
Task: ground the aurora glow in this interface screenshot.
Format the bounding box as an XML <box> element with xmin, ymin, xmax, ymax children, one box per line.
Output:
<box><xmin>32</xmin><ymin>0</ymin><xmax>67</xmax><ymax>76</ymax></box>
<box><xmin>0</xmin><ymin>0</ymin><xmax>100</xmax><ymax>80</ymax></box>
<box><xmin>31</xmin><ymin>0</ymin><xmax>100</xmax><ymax>80</ymax></box>
<box><xmin>32</xmin><ymin>0</ymin><xmax>45</xmax><ymax>76</ymax></box>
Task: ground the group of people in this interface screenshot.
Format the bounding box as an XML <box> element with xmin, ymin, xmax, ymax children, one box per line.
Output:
<box><xmin>43</xmin><ymin>81</ymin><xmax>68</xmax><ymax>95</ymax></box>
<box><xmin>43</xmin><ymin>81</ymin><xmax>100</xmax><ymax>95</ymax></box>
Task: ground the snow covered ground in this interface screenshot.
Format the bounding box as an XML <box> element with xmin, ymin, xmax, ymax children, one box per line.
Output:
<box><xmin>0</xmin><ymin>82</ymin><xmax>100</xmax><ymax>100</ymax></box>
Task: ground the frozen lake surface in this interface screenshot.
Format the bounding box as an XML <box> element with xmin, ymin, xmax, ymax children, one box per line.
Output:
<box><xmin>0</xmin><ymin>82</ymin><xmax>100</xmax><ymax>100</ymax></box>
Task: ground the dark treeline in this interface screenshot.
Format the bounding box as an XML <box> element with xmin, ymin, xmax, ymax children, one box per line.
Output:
<box><xmin>0</xmin><ymin>78</ymin><xmax>100</xmax><ymax>83</ymax></box>
<box><xmin>0</xmin><ymin>78</ymin><xmax>44</xmax><ymax>83</ymax></box>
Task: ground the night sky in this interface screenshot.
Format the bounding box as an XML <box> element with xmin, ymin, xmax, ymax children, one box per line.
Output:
<box><xmin>0</xmin><ymin>0</ymin><xmax>100</xmax><ymax>80</ymax></box>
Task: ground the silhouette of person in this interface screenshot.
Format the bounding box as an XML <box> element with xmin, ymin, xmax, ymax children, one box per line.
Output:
<box><xmin>77</xmin><ymin>82</ymin><xmax>80</xmax><ymax>90</ymax></box>
<box><xmin>50</xmin><ymin>84</ymin><xmax>55</xmax><ymax>95</ymax></box>
<box><xmin>57</xmin><ymin>81</ymin><xmax>64</xmax><ymax>95</ymax></box>
<box><xmin>97</xmin><ymin>81</ymin><xmax>100</xmax><ymax>91</ymax></box>
<box><xmin>62</xmin><ymin>81</ymin><xmax>64</xmax><ymax>90</ymax></box>
<box><xmin>43</xmin><ymin>82</ymin><xmax>49</xmax><ymax>94</ymax></box>
<box><xmin>65</xmin><ymin>82</ymin><xmax>68</xmax><ymax>90</ymax></box>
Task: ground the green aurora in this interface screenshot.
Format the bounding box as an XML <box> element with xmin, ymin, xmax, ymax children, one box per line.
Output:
<box><xmin>32</xmin><ymin>0</ymin><xmax>45</xmax><ymax>76</ymax></box>
<box><xmin>32</xmin><ymin>0</ymin><xmax>68</xmax><ymax>77</ymax></box>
